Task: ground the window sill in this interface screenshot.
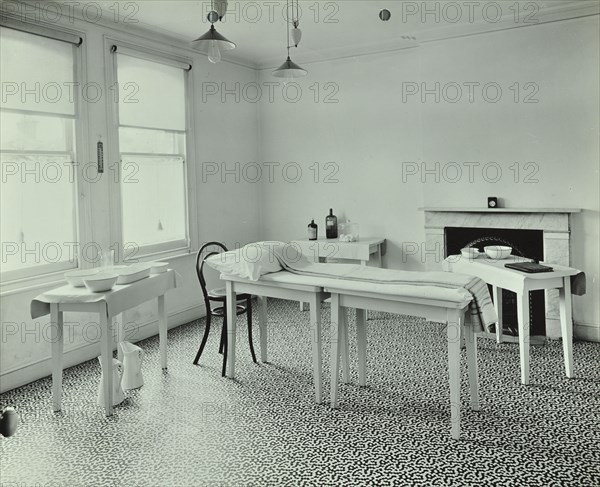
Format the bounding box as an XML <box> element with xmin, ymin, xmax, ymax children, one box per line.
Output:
<box><xmin>0</xmin><ymin>249</ymin><xmax>196</xmax><ymax>297</ymax></box>
<box><xmin>0</xmin><ymin>269</ymin><xmax>70</xmax><ymax>297</ymax></box>
<box><xmin>124</xmin><ymin>245</ymin><xmax>195</xmax><ymax>264</ymax></box>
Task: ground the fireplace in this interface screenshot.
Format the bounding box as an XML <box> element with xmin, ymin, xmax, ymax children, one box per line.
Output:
<box><xmin>421</xmin><ymin>207</ymin><xmax>580</xmax><ymax>340</ymax></box>
<box><xmin>445</xmin><ymin>227</ymin><xmax>546</xmax><ymax>336</ymax></box>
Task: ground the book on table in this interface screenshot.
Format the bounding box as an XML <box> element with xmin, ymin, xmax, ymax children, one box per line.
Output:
<box><xmin>504</xmin><ymin>262</ymin><xmax>554</xmax><ymax>273</ymax></box>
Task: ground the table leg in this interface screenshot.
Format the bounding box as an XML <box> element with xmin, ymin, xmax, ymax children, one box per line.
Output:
<box><xmin>492</xmin><ymin>285</ymin><xmax>503</xmax><ymax>344</ymax></box>
<box><xmin>99</xmin><ymin>311</ymin><xmax>113</xmax><ymax>416</ymax></box>
<box><xmin>463</xmin><ymin>315</ymin><xmax>479</xmax><ymax>411</ymax></box>
<box><xmin>559</xmin><ymin>277</ymin><xmax>574</xmax><ymax>378</ymax></box>
<box><xmin>517</xmin><ymin>289</ymin><xmax>530</xmax><ymax>385</ymax></box>
<box><xmin>226</xmin><ymin>281</ymin><xmax>237</xmax><ymax>379</ymax></box>
<box><xmin>116</xmin><ymin>313</ymin><xmax>124</xmax><ymax>362</ymax></box>
<box><xmin>308</xmin><ymin>294</ymin><xmax>323</xmax><ymax>404</ymax></box>
<box><xmin>258</xmin><ymin>296</ymin><xmax>268</xmax><ymax>363</ymax></box>
<box><xmin>356</xmin><ymin>308</ymin><xmax>367</xmax><ymax>387</ymax></box>
<box><xmin>340</xmin><ymin>307</ymin><xmax>350</xmax><ymax>384</ymax></box>
<box><xmin>330</xmin><ymin>293</ymin><xmax>342</xmax><ymax>408</ymax></box>
<box><xmin>360</xmin><ymin>259</ymin><xmax>370</xmax><ymax>320</ymax></box>
<box><xmin>447</xmin><ymin>309</ymin><xmax>461</xmax><ymax>440</ymax></box>
<box><xmin>158</xmin><ymin>295</ymin><xmax>167</xmax><ymax>370</ymax></box>
<box><xmin>50</xmin><ymin>304</ymin><xmax>64</xmax><ymax>412</ymax></box>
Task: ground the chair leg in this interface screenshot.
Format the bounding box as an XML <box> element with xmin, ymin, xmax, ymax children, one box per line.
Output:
<box><xmin>218</xmin><ymin>314</ymin><xmax>226</xmax><ymax>354</ymax></box>
<box><xmin>221</xmin><ymin>315</ymin><xmax>228</xmax><ymax>377</ymax></box>
<box><xmin>247</xmin><ymin>297</ymin><xmax>257</xmax><ymax>363</ymax></box>
<box><xmin>193</xmin><ymin>311</ymin><xmax>212</xmax><ymax>365</ymax></box>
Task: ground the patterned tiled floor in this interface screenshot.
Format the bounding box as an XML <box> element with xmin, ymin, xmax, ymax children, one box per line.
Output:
<box><xmin>1</xmin><ymin>299</ymin><xmax>599</xmax><ymax>486</ymax></box>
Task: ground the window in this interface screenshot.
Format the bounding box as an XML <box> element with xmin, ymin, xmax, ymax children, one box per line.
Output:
<box><xmin>0</xmin><ymin>27</ymin><xmax>80</xmax><ymax>279</ymax></box>
<box><xmin>113</xmin><ymin>52</ymin><xmax>190</xmax><ymax>255</ymax></box>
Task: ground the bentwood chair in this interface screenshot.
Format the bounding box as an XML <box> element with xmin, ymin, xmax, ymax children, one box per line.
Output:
<box><xmin>193</xmin><ymin>242</ymin><xmax>257</xmax><ymax>376</ymax></box>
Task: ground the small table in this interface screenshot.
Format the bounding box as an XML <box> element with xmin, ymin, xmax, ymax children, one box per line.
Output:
<box><xmin>31</xmin><ymin>270</ymin><xmax>178</xmax><ymax>415</ymax></box>
<box><xmin>291</xmin><ymin>237</ymin><xmax>386</xmax><ymax>266</ymax></box>
<box><xmin>443</xmin><ymin>256</ymin><xmax>580</xmax><ymax>385</ymax></box>
<box><xmin>291</xmin><ymin>237</ymin><xmax>386</xmax><ymax>313</ymax></box>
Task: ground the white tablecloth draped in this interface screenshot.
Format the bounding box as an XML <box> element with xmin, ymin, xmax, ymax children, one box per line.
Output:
<box><xmin>31</xmin><ymin>270</ymin><xmax>181</xmax><ymax>319</ymax></box>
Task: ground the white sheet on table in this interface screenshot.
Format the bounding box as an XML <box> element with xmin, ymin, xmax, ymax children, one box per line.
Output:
<box><xmin>31</xmin><ymin>270</ymin><xmax>180</xmax><ymax>319</ymax></box>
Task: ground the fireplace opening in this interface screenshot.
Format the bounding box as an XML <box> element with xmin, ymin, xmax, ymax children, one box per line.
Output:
<box><xmin>445</xmin><ymin>227</ymin><xmax>546</xmax><ymax>337</ymax></box>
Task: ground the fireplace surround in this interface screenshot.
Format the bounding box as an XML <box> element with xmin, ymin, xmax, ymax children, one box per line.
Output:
<box><xmin>445</xmin><ymin>226</ymin><xmax>545</xmax><ymax>336</ymax></box>
<box><xmin>421</xmin><ymin>207</ymin><xmax>580</xmax><ymax>339</ymax></box>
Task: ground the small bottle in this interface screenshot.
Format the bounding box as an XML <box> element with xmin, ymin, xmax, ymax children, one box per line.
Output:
<box><xmin>326</xmin><ymin>208</ymin><xmax>338</xmax><ymax>239</ymax></box>
<box><xmin>308</xmin><ymin>219</ymin><xmax>318</xmax><ymax>240</ymax></box>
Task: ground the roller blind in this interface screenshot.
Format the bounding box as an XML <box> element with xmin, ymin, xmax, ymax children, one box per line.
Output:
<box><xmin>0</xmin><ymin>27</ymin><xmax>76</xmax><ymax>115</ymax></box>
<box><xmin>116</xmin><ymin>53</ymin><xmax>186</xmax><ymax>131</ymax></box>
<box><xmin>0</xmin><ymin>18</ymin><xmax>82</xmax><ymax>45</ymax></box>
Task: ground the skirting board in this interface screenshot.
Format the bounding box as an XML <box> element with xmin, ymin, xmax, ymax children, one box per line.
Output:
<box><xmin>575</xmin><ymin>322</ymin><xmax>600</xmax><ymax>342</ymax></box>
<box><xmin>0</xmin><ymin>303</ymin><xmax>206</xmax><ymax>394</ymax></box>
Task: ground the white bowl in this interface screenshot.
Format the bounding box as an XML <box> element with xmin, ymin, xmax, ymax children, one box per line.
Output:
<box><xmin>484</xmin><ymin>245</ymin><xmax>513</xmax><ymax>259</ymax></box>
<box><xmin>65</xmin><ymin>269</ymin><xmax>100</xmax><ymax>287</ymax></box>
<box><xmin>83</xmin><ymin>273</ymin><xmax>118</xmax><ymax>293</ymax></box>
<box><xmin>460</xmin><ymin>247</ymin><xmax>479</xmax><ymax>259</ymax></box>
<box><xmin>149</xmin><ymin>262</ymin><xmax>169</xmax><ymax>274</ymax></box>
<box><xmin>115</xmin><ymin>265</ymin><xmax>150</xmax><ymax>284</ymax></box>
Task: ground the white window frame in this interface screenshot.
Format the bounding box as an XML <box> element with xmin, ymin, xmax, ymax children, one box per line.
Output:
<box><xmin>104</xmin><ymin>37</ymin><xmax>198</xmax><ymax>263</ymax></box>
<box><xmin>0</xmin><ymin>20</ymin><xmax>92</xmax><ymax>288</ymax></box>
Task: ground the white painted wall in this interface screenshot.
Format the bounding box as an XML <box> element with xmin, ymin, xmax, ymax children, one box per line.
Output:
<box><xmin>257</xmin><ymin>17</ymin><xmax>599</xmax><ymax>339</ymax></box>
<box><xmin>0</xmin><ymin>13</ymin><xmax>261</xmax><ymax>392</ymax></box>
<box><xmin>257</xmin><ymin>48</ymin><xmax>425</xmax><ymax>269</ymax></box>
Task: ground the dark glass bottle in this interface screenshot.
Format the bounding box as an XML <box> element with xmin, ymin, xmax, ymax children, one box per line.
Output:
<box><xmin>326</xmin><ymin>208</ymin><xmax>338</xmax><ymax>239</ymax></box>
<box><xmin>308</xmin><ymin>219</ymin><xmax>318</xmax><ymax>240</ymax></box>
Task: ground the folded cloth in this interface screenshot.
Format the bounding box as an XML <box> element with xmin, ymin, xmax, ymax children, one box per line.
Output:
<box><xmin>257</xmin><ymin>242</ymin><xmax>497</xmax><ymax>331</ymax></box>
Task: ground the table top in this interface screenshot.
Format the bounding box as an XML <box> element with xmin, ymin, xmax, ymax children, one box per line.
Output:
<box><xmin>445</xmin><ymin>255</ymin><xmax>580</xmax><ymax>279</ymax></box>
<box><xmin>292</xmin><ymin>237</ymin><xmax>385</xmax><ymax>246</ymax></box>
<box><xmin>31</xmin><ymin>270</ymin><xmax>179</xmax><ymax>318</ymax></box>
<box><xmin>443</xmin><ymin>255</ymin><xmax>582</xmax><ymax>293</ymax></box>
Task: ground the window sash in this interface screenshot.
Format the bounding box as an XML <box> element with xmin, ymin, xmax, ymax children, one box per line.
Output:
<box><xmin>0</xmin><ymin>24</ymin><xmax>82</xmax><ymax>283</ymax></box>
<box><xmin>111</xmin><ymin>48</ymin><xmax>192</xmax><ymax>258</ymax></box>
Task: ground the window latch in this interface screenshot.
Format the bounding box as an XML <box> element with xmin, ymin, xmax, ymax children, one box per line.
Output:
<box><xmin>97</xmin><ymin>140</ymin><xmax>104</xmax><ymax>174</ymax></box>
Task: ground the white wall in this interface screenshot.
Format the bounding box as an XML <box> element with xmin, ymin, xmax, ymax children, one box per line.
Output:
<box><xmin>0</xmin><ymin>11</ymin><xmax>261</xmax><ymax>392</ymax></box>
<box><xmin>257</xmin><ymin>48</ymin><xmax>425</xmax><ymax>269</ymax></box>
<box><xmin>257</xmin><ymin>16</ymin><xmax>600</xmax><ymax>338</ymax></box>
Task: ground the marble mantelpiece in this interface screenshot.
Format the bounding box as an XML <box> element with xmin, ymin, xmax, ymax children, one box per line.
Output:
<box><xmin>422</xmin><ymin>207</ymin><xmax>580</xmax><ymax>339</ymax></box>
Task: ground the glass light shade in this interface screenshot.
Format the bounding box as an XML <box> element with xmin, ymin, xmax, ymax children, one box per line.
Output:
<box><xmin>273</xmin><ymin>56</ymin><xmax>307</xmax><ymax>78</ymax></box>
<box><xmin>191</xmin><ymin>25</ymin><xmax>235</xmax><ymax>52</ymax></box>
<box><xmin>207</xmin><ymin>40</ymin><xmax>222</xmax><ymax>64</ymax></box>
<box><xmin>291</xmin><ymin>27</ymin><xmax>302</xmax><ymax>47</ymax></box>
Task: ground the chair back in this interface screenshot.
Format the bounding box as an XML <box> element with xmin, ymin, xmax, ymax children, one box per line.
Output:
<box><xmin>195</xmin><ymin>242</ymin><xmax>228</xmax><ymax>302</ymax></box>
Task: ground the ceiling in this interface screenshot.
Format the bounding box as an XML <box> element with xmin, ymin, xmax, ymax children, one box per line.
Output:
<box><xmin>66</xmin><ymin>1</ymin><xmax>599</xmax><ymax>68</ymax></box>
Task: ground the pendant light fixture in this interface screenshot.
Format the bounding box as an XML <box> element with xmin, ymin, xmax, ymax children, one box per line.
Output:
<box><xmin>191</xmin><ymin>0</ymin><xmax>235</xmax><ymax>64</ymax></box>
<box><xmin>273</xmin><ymin>0</ymin><xmax>307</xmax><ymax>79</ymax></box>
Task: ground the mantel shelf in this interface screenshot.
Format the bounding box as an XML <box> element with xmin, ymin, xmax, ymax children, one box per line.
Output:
<box><xmin>419</xmin><ymin>207</ymin><xmax>581</xmax><ymax>214</ymax></box>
